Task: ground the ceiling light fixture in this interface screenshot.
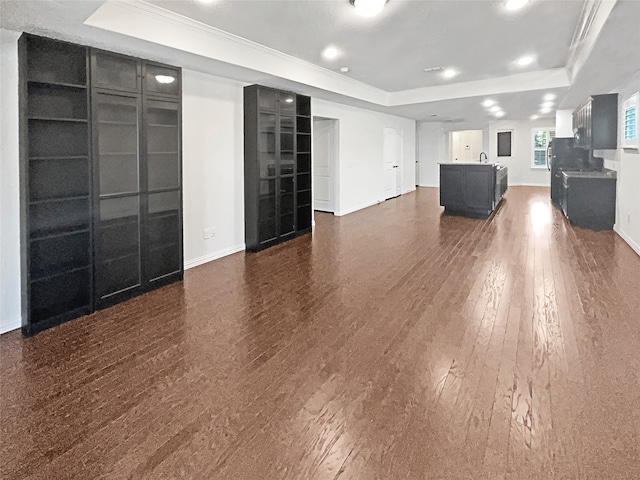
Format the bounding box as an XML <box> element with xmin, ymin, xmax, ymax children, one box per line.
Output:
<box><xmin>195</xmin><ymin>0</ymin><xmax>216</xmax><ymax>4</ymax></box>
<box><xmin>155</xmin><ymin>75</ymin><xmax>175</xmax><ymax>84</ymax></box>
<box><xmin>340</xmin><ymin>66</ymin><xmax>350</xmax><ymax>73</ymax></box>
<box><xmin>516</xmin><ymin>55</ymin><xmax>535</xmax><ymax>66</ymax></box>
<box><xmin>530</xmin><ymin>114</ymin><xmax>539</xmax><ymax>120</ymax></box>
<box><xmin>495</xmin><ymin>111</ymin><xmax>506</xmax><ymax>118</ymax></box>
<box><xmin>442</xmin><ymin>69</ymin><xmax>457</xmax><ymax>79</ymax></box>
<box><xmin>322</xmin><ymin>46</ymin><xmax>339</xmax><ymax>60</ymax></box>
<box><xmin>490</xmin><ymin>105</ymin><xmax>500</xmax><ymax>112</ymax></box>
<box><xmin>540</xmin><ymin>107</ymin><xmax>552</xmax><ymax>114</ymax></box>
<box><xmin>284</xmin><ymin>98</ymin><xmax>294</xmax><ymax>103</ymax></box>
<box><xmin>543</xmin><ymin>93</ymin><xmax>556</xmax><ymax>101</ymax></box>
<box><xmin>482</xmin><ymin>99</ymin><xmax>495</xmax><ymax>107</ymax></box>
<box><xmin>541</xmin><ymin>101</ymin><xmax>554</xmax><ymax>108</ymax></box>
<box><xmin>505</xmin><ymin>0</ymin><xmax>529</xmax><ymax>11</ymax></box>
<box><xmin>350</xmin><ymin>0</ymin><xmax>388</xmax><ymax>18</ymax></box>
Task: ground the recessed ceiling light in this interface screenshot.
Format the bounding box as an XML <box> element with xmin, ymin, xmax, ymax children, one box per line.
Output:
<box><xmin>495</xmin><ymin>111</ymin><xmax>505</xmax><ymax>118</ymax></box>
<box><xmin>541</xmin><ymin>101</ymin><xmax>554</xmax><ymax>108</ymax></box>
<box><xmin>516</xmin><ymin>55</ymin><xmax>535</xmax><ymax>66</ymax></box>
<box><xmin>284</xmin><ymin>98</ymin><xmax>294</xmax><ymax>103</ymax></box>
<box><xmin>195</xmin><ymin>0</ymin><xmax>216</xmax><ymax>4</ymax></box>
<box><xmin>351</xmin><ymin>0</ymin><xmax>387</xmax><ymax>18</ymax></box>
<box><xmin>543</xmin><ymin>93</ymin><xmax>556</xmax><ymax>101</ymax></box>
<box><xmin>322</xmin><ymin>46</ymin><xmax>339</xmax><ymax>60</ymax></box>
<box><xmin>482</xmin><ymin>99</ymin><xmax>495</xmax><ymax>107</ymax></box>
<box><xmin>540</xmin><ymin>107</ymin><xmax>552</xmax><ymax>114</ymax></box>
<box><xmin>489</xmin><ymin>105</ymin><xmax>500</xmax><ymax>112</ymax></box>
<box><xmin>442</xmin><ymin>69</ymin><xmax>457</xmax><ymax>79</ymax></box>
<box><xmin>530</xmin><ymin>114</ymin><xmax>539</xmax><ymax>120</ymax></box>
<box><xmin>505</xmin><ymin>0</ymin><xmax>529</xmax><ymax>11</ymax></box>
<box><xmin>340</xmin><ymin>66</ymin><xmax>350</xmax><ymax>73</ymax></box>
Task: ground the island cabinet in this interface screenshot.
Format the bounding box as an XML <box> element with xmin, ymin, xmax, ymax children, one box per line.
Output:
<box><xmin>244</xmin><ymin>85</ymin><xmax>312</xmax><ymax>252</ymax></box>
<box><xmin>561</xmin><ymin>171</ymin><xmax>616</xmax><ymax>231</ymax></box>
<box><xmin>19</xmin><ymin>34</ymin><xmax>183</xmax><ymax>336</ymax></box>
<box><xmin>439</xmin><ymin>164</ymin><xmax>507</xmax><ymax>218</ymax></box>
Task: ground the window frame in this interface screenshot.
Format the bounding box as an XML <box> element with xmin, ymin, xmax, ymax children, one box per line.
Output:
<box><xmin>531</xmin><ymin>127</ymin><xmax>555</xmax><ymax>170</ymax></box>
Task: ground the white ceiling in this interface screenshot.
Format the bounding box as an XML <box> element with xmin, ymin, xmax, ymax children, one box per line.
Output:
<box><xmin>145</xmin><ymin>0</ymin><xmax>583</xmax><ymax>92</ymax></box>
<box><xmin>1</xmin><ymin>0</ymin><xmax>639</xmax><ymax>126</ymax></box>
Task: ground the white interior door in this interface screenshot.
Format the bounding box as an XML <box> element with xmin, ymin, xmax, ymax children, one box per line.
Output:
<box><xmin>313</xmin><ymin>118</ymin><xmax>335</xmax><ymax>212</ymax></box>
<box><xmin>384</xmin><ymin>127</ymin><xmax>403</xmax><ymax>199</ymax></box>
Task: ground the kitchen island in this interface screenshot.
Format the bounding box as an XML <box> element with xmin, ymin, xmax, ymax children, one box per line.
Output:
<box><xmin>439</xmin><ymin>163</ymin><xmax>508</xmax><ymax>218</ymax></box>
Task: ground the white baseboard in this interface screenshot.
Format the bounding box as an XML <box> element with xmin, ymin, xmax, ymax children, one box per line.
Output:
<box><xmin>1</xmin><ymin>318</ymin><xmax>21</xmax><ymax>335</ymax></box>
<box><xmin>335</xmin><ymin>199</ymin><xmax>381</xmax><ymax>217</ymax></box>
<box><xmin>184</xmin><ymin>243</ymin><xmax>245</xmax><ymax>270</ymax></box>
<box><xmin>614</xmin><ymin>225</ymin><xmax>640</xmax><ymax>256</ymax></box>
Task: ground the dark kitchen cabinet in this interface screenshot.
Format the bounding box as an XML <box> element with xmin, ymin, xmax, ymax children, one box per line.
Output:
<box><xmin>244</xmin><ymin>85</ymin><xmax>312</xmax><ymax>252</ymax></box>
<box><xmin>561</xmin><ymin>171</ymin><xmax>616</xmax><ymax>231</ymax></box>
<box><xmin>19</xmin><ymin>34</ymin><xmax>182</xmax><ymax>335</ymax></box>
<box><xmin>572</xmin><ymin>94</ymin><xmax>618</xmax><ymax>150</ymax></box>
<box><xmin>439</xmin><ymin>164</ymin><xmax>508</xmax><ymax>218</ymax></box>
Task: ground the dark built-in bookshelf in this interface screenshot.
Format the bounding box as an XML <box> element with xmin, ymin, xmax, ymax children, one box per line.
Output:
<box><xmin>19</xmin><ymin>34</ymin><xmax>183</xmax><ymax>336</ymax></box>
<box><xmin>244</xmin><ymin>85</ymin><xmax>312</xmax><ymax>252</ymax></box>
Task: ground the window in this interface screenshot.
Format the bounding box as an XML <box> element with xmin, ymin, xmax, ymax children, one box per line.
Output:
<box><xmin>622</xmin><ymin>92</ymin><xmax>639</xmax><ymax>149</ymax></box>
<box><xmin>497</xmin><ymin>131</ymin><xmax>512</xmax><ymax>157</ymax></box>
<box><xmin>532</xmin><ymin>128</ymin><xmax>555</xmax><ymax>169</ymax></box>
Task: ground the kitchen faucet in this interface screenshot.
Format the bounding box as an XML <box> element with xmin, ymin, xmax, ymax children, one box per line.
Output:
<box><xmin>479</xmin><ymin>152</ymin><xmax>488</xmax><ymax>163</ymax></box>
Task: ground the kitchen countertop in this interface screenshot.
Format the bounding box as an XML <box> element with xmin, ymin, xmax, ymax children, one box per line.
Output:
<box><xmin>438</xmin><ymin>162</ymin><xmax>501</xmax><ymax>167</ymax></box>
<box><xmin>561</xmin><ymin>170</ymin><xmax>616</xmax><ymax>179</ymax></box>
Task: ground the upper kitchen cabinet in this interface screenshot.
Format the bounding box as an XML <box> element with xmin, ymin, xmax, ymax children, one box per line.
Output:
<box><xmin>573</xmin><ymin>94</ymin><xmax>618</xmax><ymax>150</ymax></box>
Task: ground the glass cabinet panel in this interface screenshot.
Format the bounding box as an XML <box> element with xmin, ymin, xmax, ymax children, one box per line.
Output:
<box><xmin>93</xmin><ymin>51</ymin><xmax>139</xmax><ymax>92</ymax></box>
<box><xmin>147</xmin><ymin>191</ymin><xmax>181</xmax><ymax>280</ymax></box>
<box><xmin>145</xmin><ymin>64</ymin><xmax>180</xmax><ymax>97</ymax></box>
<box><xmin>98</xmin><ymin>195</ymin><xmax>141</xmax><ymax>298</ymax></box>
<box><xmin>95</xmin><ymin>93</ymin><xmax>140</xmax><ymax>196</ymax></box>
<box><xmin>146</xmin><ymin>100</ymin><xmax>180</xmax><ymax>191</ymax></box>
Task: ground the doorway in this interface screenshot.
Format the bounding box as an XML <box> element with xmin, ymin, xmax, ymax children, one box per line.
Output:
<box><xmin>384</xmin><ymin>127</ymin><xmax>403</xmax><ymax>200</ymax></box>
<box><xmin>312</xmin><ymin>117</ymin><xmax>338</xmax><ymax>213</ymax></box>
<box><xmin>450</xmin><ymin>130</ymin><xmax>483</xmax><ymax>163</ymax></box>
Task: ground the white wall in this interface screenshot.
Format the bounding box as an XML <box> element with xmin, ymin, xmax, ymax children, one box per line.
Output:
<box><xmin>555</xmin><ymin>109</ymin><xmax>574</xmax><ymax>137</ymax></box>
<box><xmin>1</xmin><ymin>30</ymin><xmax>22</xmax><ymax>334</ymax></box>
<box><xmin>593</xmin><ymin>70</ymin><xmax>640</xmax><ymax>255</ymax></box>
<box><xmin>488</xmin><ymin>118</ymin><xmax>554</xmax><ymax>186</ymax></box>
<box><xmin>312</xmin><ymin>98</ymin><xmax>416</xmax><ymax>216</ymax></box>
<box><xmin>181</xmin><ymin>70</ymin><xmax>247</xmax><ymax>268</ymax></box>
<box><xmin>416</xmin><ymin>122</ymin><xmax>446</xmax><ymax>187</ymax></box>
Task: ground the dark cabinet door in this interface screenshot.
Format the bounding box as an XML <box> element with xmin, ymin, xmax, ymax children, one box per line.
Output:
<box><xmin>144</xmin><ymin>99</ymin><xmax>182</xmax><ymax>282</ymax></box>
<box><xmin>440</xmin><ymin>167</ymin><xmax>464</xmax><ymax>208</ymax></box>
<box><xmin>144</xmin><ymin>63</ymin><xmax>180</xmax><ymax>98</ymax></box>
<box><xmin>93</xmin><ymin>93</ymin><xmax>142</xmax><ymax>305</ymax></box>
<box><xmin>92</xmin><ymin>51</ymin><xmax>140</xmax><ymax>93</ymax></box>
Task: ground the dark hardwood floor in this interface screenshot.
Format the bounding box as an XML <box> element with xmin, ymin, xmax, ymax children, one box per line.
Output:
<box><xmin>2</xmin><ymin>186</ymin><xmax>639</xmax><ymax>479</ymax></box>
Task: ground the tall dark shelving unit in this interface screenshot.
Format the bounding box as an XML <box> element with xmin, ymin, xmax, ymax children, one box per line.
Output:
<box><xmin>19</xmin><ymin>34</ymin><xmax>183</xmax><ymax>336</ymax></box>
<box><xmin>19</xmin><ymin>35</ymin><xmax>93</xmax><ymax>335</ymax></box>
<box><xmin>244</xmin><ymin>85</ymin><xmax>312</xmax><ymax>252</ymax></box>
<box><xmin>91</xmin><ymin>50</ymin><xmax>183</xmax><ymax>309</ymax></box>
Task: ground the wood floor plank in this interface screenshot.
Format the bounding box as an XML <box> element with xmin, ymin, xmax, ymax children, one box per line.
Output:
<box><xmin>2</xmin><ymin>186</ymin><xmax>640</xmax><ymax>479</ymax></box>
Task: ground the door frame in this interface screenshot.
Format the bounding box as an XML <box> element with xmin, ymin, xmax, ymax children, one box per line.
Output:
<box><xmin>312</xmin><ymin>116</ymin><xmax>339</xmax><ymax>214</ymax></box>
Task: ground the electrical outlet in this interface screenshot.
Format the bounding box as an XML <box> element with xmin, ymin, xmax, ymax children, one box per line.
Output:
<box><xmin>211</xmin><ymin>227</ymin><xmax>217</xmax><ymax>237</ymax></box>
<box><xmin>203</xmin><ymin>228</ymin><xmax>213</xmax><ymax>239</ymax></box>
